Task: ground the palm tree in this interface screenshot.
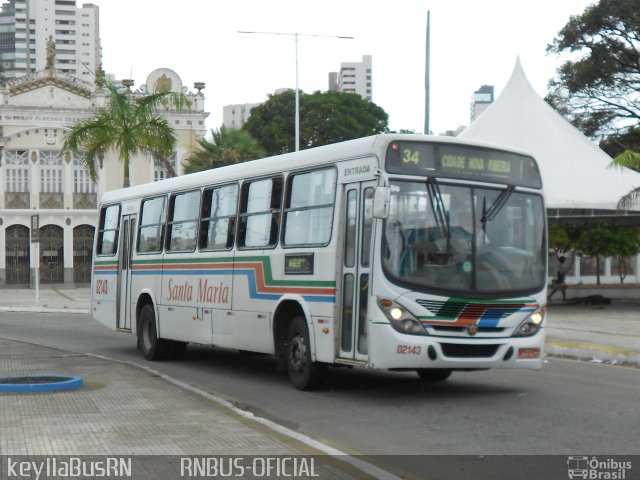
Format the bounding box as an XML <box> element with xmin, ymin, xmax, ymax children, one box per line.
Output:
<box><xmin>610</xmin><ymin>149</ymin><xmax>640</xmax><ymax>209</ymax></box>
<box><xmin>183</xmin><ymin>126</ymin><xmax>266</xmax><ymax>174</ymax></box>
<box><xmin>63</xmin><ymin>79</ymin><xmax>190</xmax><ymax>188</ymax></box>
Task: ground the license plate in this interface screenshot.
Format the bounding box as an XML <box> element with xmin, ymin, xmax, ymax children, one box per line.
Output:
<box><xmin>517</xmin><ymin>348</ymin><xmax>541</xmax><ymax>359</ymax></box>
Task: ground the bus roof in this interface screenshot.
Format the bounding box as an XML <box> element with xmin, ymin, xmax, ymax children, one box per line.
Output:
<box><xmin>99</xmin><ymin>134</ymin><xmax>536</xmax><ymax>205</ymax></box>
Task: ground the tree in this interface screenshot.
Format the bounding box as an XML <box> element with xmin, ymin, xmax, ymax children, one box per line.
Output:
<box><xmin>182</xmin><ymin>126</ymin><xmax>266</xmax><ymax>174</ymax></box>
<box><xmin>610</xmin><ymin>149</ymin><xmax>640</xmax><ymax>208</ymax></box>
<box><xmin>609</xmin><ymin>226</ymin><xmax>640</xmax><ymax>283</ymax></box>
<box><xmin>573</xmin><ymin>224</ymin><xmax>640</xmax><ymax>284</ymax></box>
<box><xmin>63</xmin><ymin>79</ymin><xmax>189</xmax><ymax>188</ymax></box>
<box><xmin>546</xmin><ymin>0</ymin><xmax>640</xmax><ymax>140</ymax></box>
<box><xmin>599</xmin><ymin>127</ymin><xmax>640</xmax><ymax>159</ymax></box>
<box><xmin>244</xmin><ymin>89</ymin><xmax>388</xmax><ymax>155</ymax></box>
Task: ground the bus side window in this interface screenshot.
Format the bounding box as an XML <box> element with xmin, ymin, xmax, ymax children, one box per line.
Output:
<box><xmin>137</xmin><ymin>196</ymin><xmax>166</xmax><ymax>254</ymax></box>
<box><xmin>97</xmin><ymin>204</ymin><xmax>121</xmax><ymax>256</ymax></box>
<box><xmin>167</xmin><ymin>190</ymin><xmax>200</xmax><ymax>252</ymax></box>
<box><xmin>238</xmin><ymin>177</ymin><xmax>282</xmax><ymax>249</ymax></box>
<box><xmin>283</xmin><ymin>168</ymin><xmax>336</xmax><ymax>246</ymax></box>
<box><xmin>200</xmin><ymin>184</ymin><xmax>238</xmax><ymax>250</ymax></box>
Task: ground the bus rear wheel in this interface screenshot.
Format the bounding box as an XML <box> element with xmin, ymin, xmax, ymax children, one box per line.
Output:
<box><xmin>287</xmin><ymin>316</ymin><xmax>327</xmax><ymax>390</ymax></box>
<box><xmin>416</xmin><ymin>368</ymin><xmax>452</xmax><ymax>382</ymax></box>
<box><xmin>139</xmin><ymin>304</ymin><xmax>170</xmax><ymax>360</ymax></box>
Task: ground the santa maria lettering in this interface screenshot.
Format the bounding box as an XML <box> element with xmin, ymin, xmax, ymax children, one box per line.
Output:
<box><xmin>167</xmin><ymin>279</ymin><xmax>229</xmax><ymax>304</ymax></box>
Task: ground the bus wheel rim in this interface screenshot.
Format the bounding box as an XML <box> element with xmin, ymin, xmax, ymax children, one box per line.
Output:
<box><xmin>143</xmin><ymin>320</ymin><xmax>152</xmax><ymax>351</ymax></box>
<box><xmin>290</xmin><ymin>335</ymin><xmax>306</xmax><ymax>371</ymax></box>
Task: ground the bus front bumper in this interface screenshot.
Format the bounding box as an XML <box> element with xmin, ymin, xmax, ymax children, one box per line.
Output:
<box><xmin>368</xmin><ymin>323</ymin><xmax>545</xmax><ymax>371</ymax></box>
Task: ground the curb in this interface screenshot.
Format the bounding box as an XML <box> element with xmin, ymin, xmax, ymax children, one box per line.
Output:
<box><xmin>0</xmin><ymin>375</ymin><xmax>83</xmax><ymax>394</ymax></box>
<box><xmin>0</xmin><ymin>307</ymin><xmax>89</xmax><ymax>314</ymax></box>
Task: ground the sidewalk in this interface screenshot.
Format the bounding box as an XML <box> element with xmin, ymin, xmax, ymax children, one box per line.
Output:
<box><xmin>0</xmin><ymin>286</ymin><xmax>90</xmax><ymax>314</ymax></box>
<box><xmin>0</xmin><ymin>340</ymin><xmax>391</xmax><ymax>479</ymax></box>
<box><xmin>545</xmin><ymin>302</ymin><xmax>640</xmax><ymax>367</ymax></box>
<box><xmin>0</xmin><ymin>287</ymin><xmax>396</xmax><ymax>479</ymax></box>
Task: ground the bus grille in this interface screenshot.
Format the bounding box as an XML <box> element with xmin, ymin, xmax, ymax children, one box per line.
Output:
<box><xmin>429</xmin><ymin>326</ymin><xmax>505</xmax><ymax>334</ymax></box>
<box><xmin>416</xmin><ymin>299</ymin><xmax>529</xmax><ymax>321</ymax></box>
<box><xmin>439</xmin><ymin>343</ymin><xmax>500</xmax><ymax>358</ymax></box>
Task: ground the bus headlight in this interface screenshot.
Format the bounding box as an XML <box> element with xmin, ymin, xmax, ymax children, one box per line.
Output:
<box><xmin>512</xmin><ymin>307</ymin><xmax>546</xmax><ymax>337</ymax></box>
<box><xmin>378</xmin><ymin>298</ymin><xmax>425</xmax><ymax>335</ymax></box>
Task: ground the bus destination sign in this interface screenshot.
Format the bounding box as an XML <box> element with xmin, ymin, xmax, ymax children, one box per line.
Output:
<box><xmin>385</xmin><ymin>141</ymin><xmax>542</xmax><ymax>189</ymax></box>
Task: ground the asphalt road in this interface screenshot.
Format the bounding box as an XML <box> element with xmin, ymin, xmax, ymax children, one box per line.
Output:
<box><xmin>1</xmin><ymin>311</ymin><xmax>639</xmax><ymax>478</ymax></box>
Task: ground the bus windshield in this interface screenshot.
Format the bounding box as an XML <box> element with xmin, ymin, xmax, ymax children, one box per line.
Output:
<box><xmin>382</xmin><ymin>180</ymin><xmax>546</xmax><ymax>294</ymax></box>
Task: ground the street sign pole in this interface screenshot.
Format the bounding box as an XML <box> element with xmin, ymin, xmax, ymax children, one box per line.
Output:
<box><xmin>31</xmin><ymin>215</ymin><xmax>39</xmax><ymax>307</ymax></box>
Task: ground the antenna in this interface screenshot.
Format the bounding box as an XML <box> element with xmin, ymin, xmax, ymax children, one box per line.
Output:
<box><xmin>425</xmin><ymin>10</ymin><xmax>431</xmax><ymax>135</ymax></box>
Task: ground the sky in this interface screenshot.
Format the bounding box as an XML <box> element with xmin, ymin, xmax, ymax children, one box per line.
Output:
<box><xmin>94</xmin><ymin>0</ymin><xmax>597</xmax><ymax>136</ymax></box>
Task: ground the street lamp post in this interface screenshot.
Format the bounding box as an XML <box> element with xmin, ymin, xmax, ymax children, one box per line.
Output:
<box><xmin>238</xmin><ymin>31</ymin><xmax>354</xmax><ymax>152</ymax></box>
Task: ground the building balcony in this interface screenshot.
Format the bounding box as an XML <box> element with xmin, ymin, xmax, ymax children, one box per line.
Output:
<box><xmin>4</xmin><ymin>192</ymin><xmax>30</xmax><ymax>209</ymax></box>
<box><xmin>39</xmin><ymin>192</ymin><xmax>64</xmax><ymax>209</ymax></box>
<box><xmin>72</xmin><ymin>193</ymin><xmax>97</xmax><ymax>209</ymax></box>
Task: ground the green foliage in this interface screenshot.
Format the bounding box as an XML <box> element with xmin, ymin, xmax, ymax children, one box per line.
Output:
<box><xmin>609</xmin><ymin>149</ymin><xmax>640</xmax><ymax>209</ymax></box>
<box><xmin>183</xmin><ymin>126</ymin><xmax>266</xmax><ymax>174</ymax></box>
<box><xmin>599</xmin><ymin>127</ymin><xmax>640</xmax><ymax>159</ymax></box>
<box><xmin>244</xmin><ymin>89</ymin><xmax>388</xmax><ymax>155</ymax></box>
<box><xmin>63</xmin><ymin>79</ymin><xmax>189</xmax><ymax>188</ymax></box>
<box><xmin>546</xmin><ymin>0</ymin><xmax>640</xmax><ymax>139</ymax></box>
<box><xmin>548</xmin><ymin>224</ymin><xmax>573</xmax><ymax>252</ymax></box>
<box><xmin>574</xmin><ymin>224</ymin><xmax>640</xmax><ymax>284</ymax></box>
<box><xmin>548</xmin><ymin>223</ymin><xmax>640</xmax><ymax>284</ymax></box>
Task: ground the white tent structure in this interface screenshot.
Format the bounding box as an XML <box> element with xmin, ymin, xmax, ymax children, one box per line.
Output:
<box><xmin>460</xmin><ymin>58</ymin><xmax>640</xmax><ymax>213</ymax></box>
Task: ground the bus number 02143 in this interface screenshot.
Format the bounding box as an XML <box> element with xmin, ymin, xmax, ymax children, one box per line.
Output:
<box><xmin>397</xmin><ymin>345</ymin><xmax>422</xmax><ymax>355</ymax></box>
<box><xmin>95</xmin><ymin>279</ymin><xmax>108</xmax><ymax>295</ymax></box>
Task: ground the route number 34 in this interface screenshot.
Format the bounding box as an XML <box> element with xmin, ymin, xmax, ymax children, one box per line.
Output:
<box><xmin>402</xmin><ymin>149</ymin><xmax>420</xmax><ymax>165</ymax></box>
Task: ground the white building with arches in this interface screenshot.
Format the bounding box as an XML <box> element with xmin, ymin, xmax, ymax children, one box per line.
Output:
<box><xmin>0</xmin><ymin>66</ymin><xmax>207</xmax><ymax>287</ymax></box>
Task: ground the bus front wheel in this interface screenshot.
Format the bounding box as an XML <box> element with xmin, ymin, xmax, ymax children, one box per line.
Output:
<box><xmin>286</xmin><ymin>316</ymin><xmax>327</xmax><ymax>390</ymax></box>
<box><xmin>139</xmin><ymin>304</ymin><xmax>170</xmax><ymax>360</ymax></box>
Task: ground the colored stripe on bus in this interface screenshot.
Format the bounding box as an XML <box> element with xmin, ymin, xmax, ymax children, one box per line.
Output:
<box><xmin>93</xmin><ymin>256</ymin><xmax>336</xmax><ymax>303</ymax></box>
<box><xmin>418</xmin><ymin>300</ymin><xmax>538</xmax><ymax>327</ymax></box>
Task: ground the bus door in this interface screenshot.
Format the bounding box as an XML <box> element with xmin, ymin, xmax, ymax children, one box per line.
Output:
<box><xmin>339</xmin><ymin>182</ymin><xmax>375</xmax><ymax>361</ymax></box>
<box><xmin>116</xmin><ymin>214</ymin><xmax>136</xmax><ymax>331</ymax></box>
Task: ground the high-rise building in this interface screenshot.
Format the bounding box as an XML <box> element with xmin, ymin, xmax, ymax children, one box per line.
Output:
<box><xmin>223</xmin><ymin>102</ymin><xmax>260</xmax><ymax>130</ymax></box>
<box><xmin>328</xmin><ymin>54</ymin><xmax>372</xmax><ymax>101</ymax></box>
<box><xmin>470</xmin><ymin>85</ymin><xmax>494</xmax><ymax>122</ymax></box>
<box><xmin>0</xmin><ymin>0</ymin><xmax>101</xmax><ymax>83</ymax></box>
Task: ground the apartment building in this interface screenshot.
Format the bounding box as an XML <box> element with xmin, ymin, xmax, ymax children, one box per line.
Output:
<box><xmin>0</xmin><ymin>0</ymin><xmax>100</xmax><ymax>82</ymax></box>
<box><xmin>328</xmin><ymin>54</ymin><xmax>372</xmax><ymax>101</ymax></box>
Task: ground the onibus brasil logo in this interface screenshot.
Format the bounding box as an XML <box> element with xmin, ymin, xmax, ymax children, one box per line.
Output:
<box><xmin>567</xmin><ymin>456</ymin><xmax>632</xmax><ymax>479</ymax></box>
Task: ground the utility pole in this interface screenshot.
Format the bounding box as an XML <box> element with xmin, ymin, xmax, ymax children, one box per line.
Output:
<box><xmin>238</xmin><ymin>31</ymin><xmax>354</xmax><ymax>151</ymax></box>
<box><xmin>425</xmin><ymin>10</ymin><xmax>431</xmax><ymax>135</ymax></box>
<box><xmin>31</xmin><ymin>215</ymin><xmax>39</xmax><ymax>307</ymax></box>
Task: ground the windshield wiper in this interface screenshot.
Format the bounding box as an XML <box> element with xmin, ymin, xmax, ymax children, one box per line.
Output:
<box><xmin>481</xmin><ymin>185</ymin><xmax>515</xmax><ymax>231</ymax></box>
<box><xmin>426</xmin><ymin>177</ymin><xmax>450</xmax><ymax>240</ymax></box>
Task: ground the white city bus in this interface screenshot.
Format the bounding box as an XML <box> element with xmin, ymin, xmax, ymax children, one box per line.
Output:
<box><xmin>92</xmin><ymin>134</ymin><xmax>547</xmax><ymax>390</ymax></box>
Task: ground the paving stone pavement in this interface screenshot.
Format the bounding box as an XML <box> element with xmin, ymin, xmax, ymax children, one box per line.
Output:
<box><xmin>0</xmin><ymin>337</ymin><xmax>384</xmax><ymax>479</ymax></box>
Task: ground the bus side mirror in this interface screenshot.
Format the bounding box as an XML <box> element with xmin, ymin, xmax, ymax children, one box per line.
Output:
<box><xmin>373</xmin><ymin>186</ymin><xmax>390</xmax><ymax>219</ymax></box>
